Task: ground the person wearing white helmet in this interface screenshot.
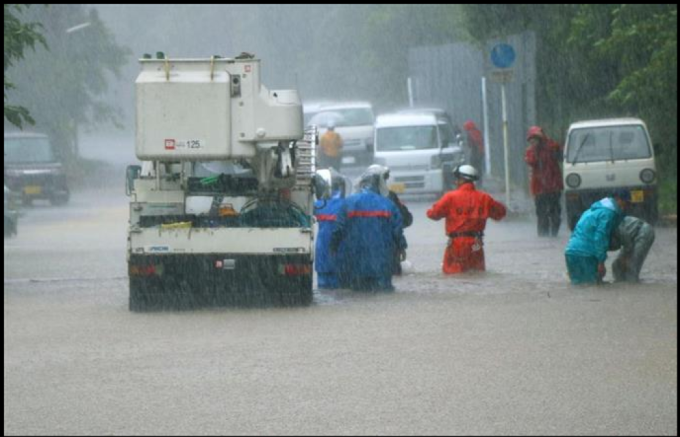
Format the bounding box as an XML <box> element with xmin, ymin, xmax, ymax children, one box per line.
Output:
<box><xmin>366</xmin><ymin>164</ymin><xmax>413</xmax><ymax>275</ymax></box>
<box><xmin>427</xmin><ymin>164</ymin><xmax>506</xmax><ymax>274</ymax></box>
<box><xmin>330</xmin><ymin>165</ymin><xmax>406</xmax><ymax>291</ymax></box>
<box><xmin>319</xmin><ymin>120</ymin><xmax>344</xmax><ymax>171</ymax></box>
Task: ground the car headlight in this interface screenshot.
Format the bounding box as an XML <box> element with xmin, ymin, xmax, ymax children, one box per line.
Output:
<box><xmin>566</xmin><ymin>173</ymin><xmax>581</xmax><ymax>188</ymax></box>
<box><xmin>639</xmin><ymin>168</ymin><xmax>656</xmax><ymax>184</ymax></box>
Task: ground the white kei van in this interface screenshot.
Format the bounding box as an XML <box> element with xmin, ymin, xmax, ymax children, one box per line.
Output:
<box><xmin>373</xmin><ymin>112</ymin><xmax>465</xmax><ymax>196</ymax></box>
<box><xmin>563</xmin><ymin>118</ymin><xmax>658</xmax><ymax>229</ymax></box>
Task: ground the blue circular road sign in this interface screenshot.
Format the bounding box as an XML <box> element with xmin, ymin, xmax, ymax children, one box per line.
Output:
<box><xmin>491</xmin><ymin>44</ymin><xmax>516</xmax><ymax>69</ymax></box>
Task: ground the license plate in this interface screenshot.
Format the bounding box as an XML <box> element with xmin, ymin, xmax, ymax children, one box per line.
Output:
<box><xmin>24</xmin><ymin>185</ymin><xmax>41</xmax><ymax>195</ymax></box>
<box><xmin>630</xmin><ymin>189</ymin><xmax>644</xmax><ymax>203</ymax></box>
<box><xmin>389</xmin><ymin>183</ymin><xmax>406</xmax><ymax>194</ymax></box>
<box><xmin>342</xmin><ymin>156</ymin><xmax>356</xmax><ymax>165</ymax></box>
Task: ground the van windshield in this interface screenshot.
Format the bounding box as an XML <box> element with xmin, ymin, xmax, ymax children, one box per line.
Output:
<box><xmin>376</xmin><ymin>126</ymin><xmax>438</xmax><ymax>151</ymax></box>
<box><xmin>4</xmin><ymin>137</ymin><xmax>56</xmax><ymax>164</ymax></box>
<box><xmin>566</xmin><ymin>125</ymin><xmax>651</xmax><ymax>163</ymax></box>
<box><xmin>309</xmin><ymin>108</ymin><xmax>374</xmax><ymax>127</ymax></box>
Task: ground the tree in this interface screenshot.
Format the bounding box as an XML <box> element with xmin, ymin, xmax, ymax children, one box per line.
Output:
<box><xmin>570</xmin><ymin>4</ymin><xmax>677</xmax><ymax>149</ymax></box>
<box><xmin>5</xmin><ymin>4</ymin><xmax>130</xmax><ymax>164</ymax></box>
<box><xmin>4</xmin><ymin>4</ymin><xmax>47</xmax><ymax>128</ymax></box>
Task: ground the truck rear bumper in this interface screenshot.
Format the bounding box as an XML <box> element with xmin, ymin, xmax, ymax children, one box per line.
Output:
<box><xmin>128</xmin><ymin>253</ymin><xmax>313</xmax><ymax>310</ymax></box>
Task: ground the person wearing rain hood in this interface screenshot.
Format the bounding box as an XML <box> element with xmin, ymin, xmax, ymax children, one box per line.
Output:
<box><xmin>313</xmin><ymin>170</ymin><xmax>348</xmax><ymax>289</ymax></box>
<box><xmin>427</xmin><ymin>164</ymin><xmax>506</xmax><ymax>274</ymax></box>
<box><xmin>319</xmin><ymin>120</ymin><xmax>343</xmax><ymax>171</ymax></box>
<box><xmin>564</xmin><ymin>189</ymin><xmax>630</xmax><ymax>285</ymax></box>
<box><xmin>463</xmin><ymin>120</ymin><xmax>485</xmax><ymax>186</ymax></box>
<box><xmin>524</xmin><ymin>126</ymin><xmax>564</xmax><ymax>237</ymax></box>
<box><xmin>366</xmin><ymin>164</ymin><xmax>413</xmax><ymax>275</ymax></box>
<box><xmin>608</xmin><ymin>215</ymin><xmax>655</xmax><ymax>283</ymax></box>
<box><xmin>330</xmin><ymin>165</ymin><xmax>406</xmax><ymax>291</ymax></box>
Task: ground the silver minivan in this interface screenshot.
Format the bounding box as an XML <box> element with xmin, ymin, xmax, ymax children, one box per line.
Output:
<box><xmin>373</xmin><ymin>111</ymin><xmax>465</xmax><ymax>196</ymax></box>
<box><xmin>307</xmin><ymin>101</ymin><xmax>375</xmax><ymax>166</ymax></box>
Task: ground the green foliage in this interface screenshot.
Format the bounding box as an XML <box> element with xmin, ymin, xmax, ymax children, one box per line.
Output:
<box><xmin>5</xmin><ymin>4</ymin><xmax>130</xmax><ymax>163</ymax></box>
<box><xmin>4</xmin><ymin>4</ymin><xmax>47</xmax><ymax>128</ymax></box>
<box><xmin>462</xmin><ymin>4</ymin><xmax>677</xmax><ymax>212</ymax></box>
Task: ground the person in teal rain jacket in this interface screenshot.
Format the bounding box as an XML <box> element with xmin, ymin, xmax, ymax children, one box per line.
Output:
<box><xmin>330</xmin><ymin>166</ymin><xmax>407</xmax><ymax>291</ymax></box>
<box><xmin>564</xmin><ymin>190</ymin><xmax>630</xmax><ymax>285</ymax></box>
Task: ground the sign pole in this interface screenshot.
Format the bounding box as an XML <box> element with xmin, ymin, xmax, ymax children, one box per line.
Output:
<box><xmin>407</xmin><ymin>77</ymin><xmax>414</xmax><ymax>108</ymax></box>
<box><xmin>501</xmin><ymin>82</ymin><xmax>510</xmax><ymax>208</ymax></box>
<box><xmin>481</xmin><ymin>76</ymin><xmax>491</xmax><ymax>176</ymax></box>
<box><xmin>490</xmin><ymin>42</ymin><xmax>516</xmax><ymax>209</ymax></box>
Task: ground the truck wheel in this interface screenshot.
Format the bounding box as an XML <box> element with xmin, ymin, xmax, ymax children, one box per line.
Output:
<box><xmin>129</xmin><ymin>279</ymin><xmax>147</xmax><ymax>312</ymax></box>
<box><xmin>280</xmin><ymin>276</ymin><xmax>313</xmax><ymax>307</ymax></box>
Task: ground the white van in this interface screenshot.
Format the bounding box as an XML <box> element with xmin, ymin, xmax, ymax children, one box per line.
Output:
<box><xmin>307</xmin><ymin>101</ymin><xmax>375</xmax><ymax>166</ymax></box>
<box><xmin>373</xmin><ymin>112</ymin><xmax>465</xmax><ymax>195</ymax></box>
<box><xmin>563</xmin><ymin>118</ymin><xmax>658</xmax><ymax>229</ymax></box>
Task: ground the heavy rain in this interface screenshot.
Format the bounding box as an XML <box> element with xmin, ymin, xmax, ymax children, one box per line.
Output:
<box><xmin>4</xmin><ymin>4</ymin><xmax>677</xmax><ymax>435</ymax></box>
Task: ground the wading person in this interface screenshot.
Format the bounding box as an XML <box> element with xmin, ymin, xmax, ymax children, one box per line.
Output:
<box><xmin>366</xmin><ymin>164</ymin><xmax>413</xmax><ymax>275</ymax></box>
<box><xmin>609</xmin><ymin>215</ymin><xmax>655</xmax><ymax>283</ymax></box>
<box><xmin>564</xmin><ymin>190</ymin><xmax>630</xmax><ymax>285</ymax></box>
<box><xmin>427</xmin><ymin>165</ymin><xmax>506</xmax><ymax>274</ymax></box>
<box><xmin>314</xmin><ymin>172</ymin><xmax>348</xmax><ymax>289</ymax></box>
<box><xmin>330</xmin><ymin>166</ymin><xmax>406</xmax><ymax>291</ymax></box>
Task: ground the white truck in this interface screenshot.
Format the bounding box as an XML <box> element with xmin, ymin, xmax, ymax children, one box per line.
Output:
<box><xmin>125</xmin><ymin>54</ymin><xmax>324</xmax><ymax>311</ymax></box>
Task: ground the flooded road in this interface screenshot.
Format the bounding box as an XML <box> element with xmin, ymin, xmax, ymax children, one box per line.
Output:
<box><xmin>4</xmin><ymin>187</ymin><xmax>677</xmax><ymax>435</ymax></box>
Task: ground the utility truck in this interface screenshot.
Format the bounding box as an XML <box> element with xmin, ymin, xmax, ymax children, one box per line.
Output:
<box><xmin>126</xmin><ymin>53</ymin><xmax>324</xmax><ymax>311</ymax></box>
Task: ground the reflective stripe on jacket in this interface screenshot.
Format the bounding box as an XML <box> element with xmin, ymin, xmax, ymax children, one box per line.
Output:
<box><xmin>331</xmin><ymin>189</ymin><xmax>406</xmax><ymax>279</ymax></box>
<box><xmin>314</xmin><ymin>194</ymin><xmax>345</xmax><ymax>274</ymax></box>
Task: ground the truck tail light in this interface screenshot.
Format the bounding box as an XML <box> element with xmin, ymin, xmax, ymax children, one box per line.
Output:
<box><xmin>129</xmin><ymin>265</ymin><xmax>157</xmax><ymax>276</ymax></box>
<box><xmin>281</xmin><ymin>264</ymin><xmax>312</xmax><ymax>276</ymax></box>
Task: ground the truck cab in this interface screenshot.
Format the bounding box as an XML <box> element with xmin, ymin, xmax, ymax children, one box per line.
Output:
<box><xmin>563</xmin><ymin>118</ymin><xmax>658</xmax><ymax>229</ymax></box>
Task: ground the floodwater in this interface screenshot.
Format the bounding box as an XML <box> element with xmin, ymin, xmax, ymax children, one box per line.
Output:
<box><xmin>4</xmin><ymin>185</ymin><xmax>677</xmax><ymax>435</ymax></box>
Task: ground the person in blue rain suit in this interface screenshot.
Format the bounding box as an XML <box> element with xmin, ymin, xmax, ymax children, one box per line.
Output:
<box><xmin>564</xmin><ymin>189</ymin><xmax>630</xmax><ymax>285</ymax></box>
<box><xmin>314</xmin><ymin>171</ymin><xmax>348</xmax><ymax>289</ymax></box>
<box><xmin>330</xmin><ymin>166</ymin><xmax>407</xmax><ymax>291</ymax></box>
<box><xmin>365</xmin><ymin>164</ymin><xmax>413</xmax><ymax>276</ymax></box>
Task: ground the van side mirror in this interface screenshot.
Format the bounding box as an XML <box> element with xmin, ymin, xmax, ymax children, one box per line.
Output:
<box><xmin>125</xmin><ymin>165</ymin><xmax>141</xmax><ymax>196</ymax></box>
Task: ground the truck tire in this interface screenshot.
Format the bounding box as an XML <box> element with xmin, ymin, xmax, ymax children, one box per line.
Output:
<box><xmin>129</xmin><ymin>278</ymin><xmax>147</xmax><ymax>312</ymax></box>
<box><xmin>279</xmin><ymin>276</ymin><xmax>313</xmax><ymax>307</ymax></box>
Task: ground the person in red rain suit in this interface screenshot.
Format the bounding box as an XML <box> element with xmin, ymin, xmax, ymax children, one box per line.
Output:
<box><xmin>427</xmin><ymin>165</ymin><xmax>507</xmax><ymax>274</ymax></box>
<box><xmin>463</xmin><ymin>120</ymin><xmax>485</xmax><ymax>186</ymax></box>
<box><xmin>524</xmin><ymin>126</ymin><xmax>564</xmax><ymax>237</ymax></box>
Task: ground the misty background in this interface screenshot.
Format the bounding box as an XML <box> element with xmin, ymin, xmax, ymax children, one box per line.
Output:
<box><xmin>4</xmin><ymin>4</ymin><xmax>677</xmax><ymax>210</ymax></box>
